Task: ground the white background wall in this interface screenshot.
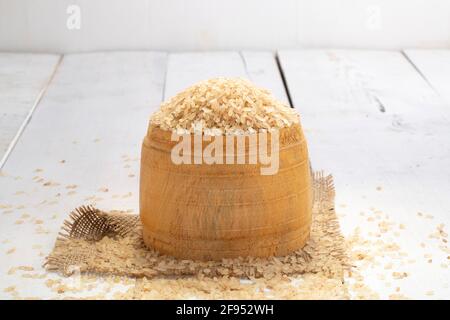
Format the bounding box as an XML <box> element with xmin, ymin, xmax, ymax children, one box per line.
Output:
<box><xmin>0</xmin><ymin>0</ymin><xmax>449</xmax><ymax>53</ymax></box>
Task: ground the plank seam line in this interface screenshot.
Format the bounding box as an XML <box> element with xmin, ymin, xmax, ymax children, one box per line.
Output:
<box><xmin>161</xmin><ymin>52</ymin><xmax>169</xmax><ymax>101</ymax></box>
<box><xmin>401</xmin><ymin>50</ymin><xmax>440</xmax><ymax>97</ymax></box>
<box><xmin>274</xmin><ymin>52</ymin><xmax>294</xmax><ymax>108</ymax></box>
<box><xmin>238</xmin><ymin>51</ymin><xmax>250</xmax><ymax>79</ymax></box>
<box><xmin>0</xmin><ymin>54</ymin><xmax>64</xmax><ymax>170</ymax></box>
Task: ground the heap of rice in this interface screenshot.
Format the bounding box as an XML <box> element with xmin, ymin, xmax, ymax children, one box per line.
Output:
<box><xmin>150</xmin><ymin>78</ymin><xmax>299</xmax><ymax>135</ymax></box>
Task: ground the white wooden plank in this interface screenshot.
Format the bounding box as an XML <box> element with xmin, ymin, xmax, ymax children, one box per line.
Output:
<box><xmin>241</xmin><ymin>52</ymin><xmax>289</xmax><ymax>105</ymax></box>
<box><xmin>0</xmin><ymin>53</ymin><xmax>61</xmax><ymax>167</ymax></box>
<box><xmin>279</xmin><ymin>49</ymin><xmax>450</xmax><ymax>299</ymax></box>
<box><xmin>164</xmin><ymin>51</ymin><xmax>289</xmax><ymax>104</ymax></box>
<box><xmin>0</xmin><ymin>52</ymin><xmax>167</xmax><ymax>299</ymax></box>
<box><xmin>404</xmin><ymin>50</ymin><xmax>450</xmax><ymax>104</ymax></box>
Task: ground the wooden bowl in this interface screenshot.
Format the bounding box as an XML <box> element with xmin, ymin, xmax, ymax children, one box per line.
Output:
<box><xmin>139</xmin><ymin>123</ymin><xmax>312</xmax><ymax>260</ymax></box>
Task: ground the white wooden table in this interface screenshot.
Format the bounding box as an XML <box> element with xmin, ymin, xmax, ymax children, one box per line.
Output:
<box><xmin>0</xmin><ymin>50</ymin><xmax>449</xmax><ymax>299</ymax></box>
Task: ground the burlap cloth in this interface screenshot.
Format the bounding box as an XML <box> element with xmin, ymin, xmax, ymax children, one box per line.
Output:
<box><xmin>45</xmin><ymin>171</ymin><xmax>348</xmax><ymax>281</ymax></box>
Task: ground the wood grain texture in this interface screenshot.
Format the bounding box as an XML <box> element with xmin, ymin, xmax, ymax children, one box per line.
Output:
<box><xmin>404</xmin><ymin>50</ymin><xmax>450</xmax><ymax>104</ymax></box>
<box><xmin>0</xmin><ymin>53</ymin><xmax>60</xmax><ymax>167</ymax></box>
<box><xmin>1</xmin><ymin>49</ymin><xmax>448</xmax><ymax>298</ymax></box>
<box><xmin>0</xmin><ymin>50</ymin><xmax>293</xmax><ymax>297</ymax></box>
<box><xmin>140</xmin><ymin>124</ymin><xmax>312</xmax><ymax>260</ymax></box>
<box><xmin>0</xmin><ymin>52</ymin><xmax>167</xmax><ymax>298</ymax></box>
<box><xmin>279</xmin><ymin>49</ymin><xmax>450</xmax><ymax>299</ymax></box>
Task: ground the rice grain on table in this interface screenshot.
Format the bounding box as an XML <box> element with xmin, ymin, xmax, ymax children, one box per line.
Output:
<box><xmin>150</xmin><ymin>78</ymin><xmax>299</xmax><ymax>134</ymax></box>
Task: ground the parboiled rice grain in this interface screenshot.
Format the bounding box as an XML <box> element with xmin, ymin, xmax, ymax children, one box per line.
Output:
<box><xmin>150</xmin><ymin>78</ymin><xmax>299</xmax><ymax>134</ymax></box>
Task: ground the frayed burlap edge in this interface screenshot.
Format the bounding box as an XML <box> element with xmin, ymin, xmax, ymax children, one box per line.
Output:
<box><xmin>45</xmin><ymin>171</ymin><xmax>348</xmax><ymax>280</ymax></box>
